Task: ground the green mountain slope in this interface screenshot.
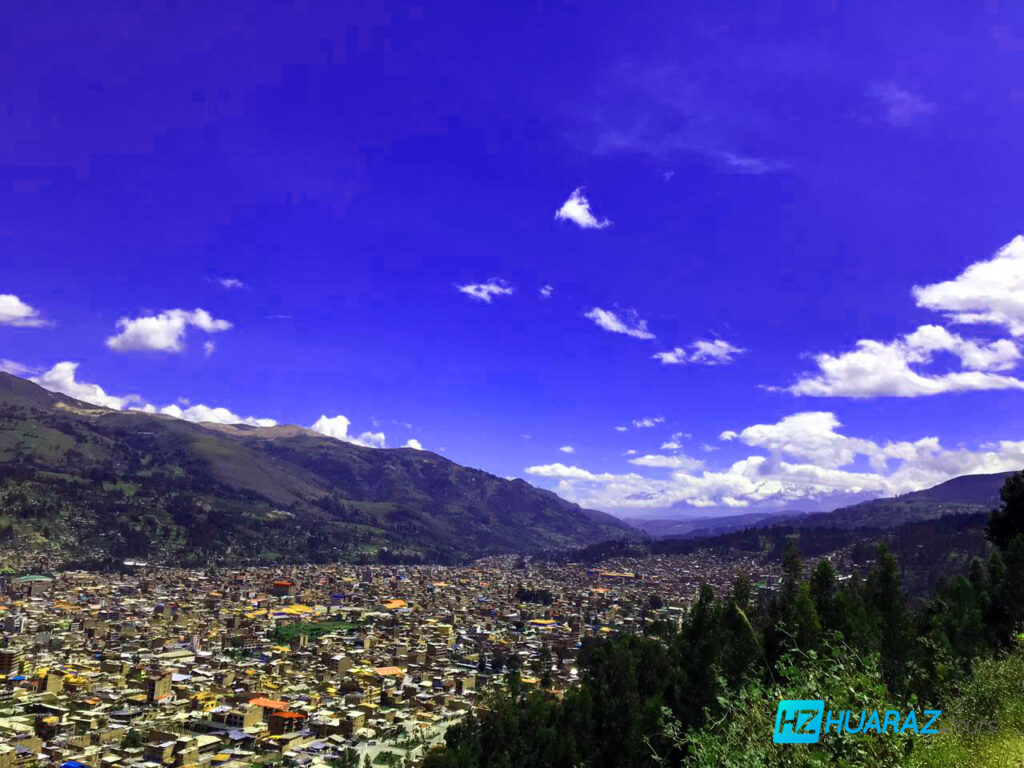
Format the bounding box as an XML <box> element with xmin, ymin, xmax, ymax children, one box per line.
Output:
<box><xmin>794</xmin><ymin>470</ymin><xmax>1017</xmax><ymax>530</ymax></box>
<box><xmin>0</xmin><ymin>372</ymin><xmax>634</xmax><ymax>567</ymax></box>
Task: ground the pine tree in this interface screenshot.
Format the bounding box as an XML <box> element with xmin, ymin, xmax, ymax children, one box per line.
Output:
<box><xmin>866</xmin><ymin>544</ymin><xmax>911</xmax><ymax>692</ymax></box>
<box><xmin>987</xmin><ymin>471</ymin><xmax>1024</xmax><ymax>550</ymax></box>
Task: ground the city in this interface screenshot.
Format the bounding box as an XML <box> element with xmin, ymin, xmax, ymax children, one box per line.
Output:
<box><xmin>0</xmin><ymin>551</ymin><xmax>779</xmax><ymax>768</ymax></box>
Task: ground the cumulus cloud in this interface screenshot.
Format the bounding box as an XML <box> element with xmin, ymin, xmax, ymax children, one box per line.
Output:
<box><xmin>27</xmin><ymin>362</ymin><xmax>275</xmax><ymax>426</ymax></box>
<box><xmin>782</xmin><ymin>238</ymin><xmax>1024</xmax><ymax>397</ymax></box>
<box><xmin>523</xmin><ymin>463</ymin><xmax>617</xmax><ymax>482</ymax></box>
<box><xmin>722</xmin><ymin>412</ymin><xmax>876</xmax><ymax>470</ymax></box>
<box><xmin>584</xmin><ymin>307</ymin><xmax>655</xmax><ymax>340</ymax></box>
<box><xmin>106</xmin><ymin>309</ymin><xmax>232</xmax><ymax>353</ymax></box>
<box><xmin>632</xmin><ymin>416</ymin><xmax>665</xmax><ymax>428</ymax></box>
<box><xmin>311</xmin><ymin>414</ymin><xmax>387</xmax><ymax>449</ymax></box>
<box><xmin>155</xmin><ymin>403</ymin><xmax>276</xmax><ymax>428</ymax></box>
<box><xmin>31</xmin><ymin>362</ymin><xmax>143</xmax><ymax>410</ymax></box>
<box><xmin>0</xmin><ymin>359</ymin><xmax>35</xmax><ymax>376</ymax></box>
<box><xmin>868</xmin><ymin>82</ymin><xmax>935</xmax><ymax>127</ymax></box>
<box><xmin>555</xmin><ymin>187</ymin><xmax>611</xmax><ymax>230</ymax></box>
<box><xmin>913</xmin><ymin>236</ymin><xmax>1024</xmax><ymax>336</ymax></box>
<box><xmin>218</xmin><ymin>278</ymin><xmax>245</xmax><ymax>289</ymax></box>
<box><xmin>0</xmin><ymin>294</ymin><xmax>47</xmax><ymax>327</ymax></box>
<box><xmin>614</xmin><ymin>425</ymin><xmax>628</xmax><ymax>432</ymax></box>
<box><xmin>654</xmin><ymin>339</ymin><xmax>745</xmax><ymax>365</ymax></box>
<box><xmin>559</xmin><ymin>445</ymin><xmax>575</xmax><ymax>454</ymax></box>
<box><xmin>653</xmin><ymin>348</ymin><xmax>688</xmax><ymax>365</ymax></box>
<box><xmin>404</xmin><ymin>438</ymin><xmax>423</xmax><ymax>450</ymax></box>
<box><xmin>456</xmin><ymin>279</ymin><xmax>514</xmax><ymax>303</ymax></box>
<box><xmin>628</xmin><ymin>453</ymin><xmax>704</xmax><ymax>470</ymax></box>
<box><xmin>539</xmin><ymin>285</ymin><xmax>554</xmax><ymax>298</ymax></box>
<box><xmin>787</xmin><ymin>324</ymin><xmax>1024</xmax><ymax>397</ymax></box>
<box><xmin>526</xmin><ymin>410</ymin><xmax>1024</xmax><ymax>512</ymax></box>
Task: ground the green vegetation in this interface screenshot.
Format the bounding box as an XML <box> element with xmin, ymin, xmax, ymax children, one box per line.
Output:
<box><xmin>272</xmin><ymin>619</ymin><xmax>361</xmax><ymax>642</ymax></box>
<box><xmin>0</xmin><ymin>372</ymin><xmax>633</xmax><ymax>566</ymax></box>
<box><xmin>425</xmin><ymin>472</ymin><xmax>1024</xmax><ymax>768</ymax></box>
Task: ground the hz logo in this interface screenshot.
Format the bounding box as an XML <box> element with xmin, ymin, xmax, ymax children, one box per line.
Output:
<box><xmin>774</xmin><ymin>699</ymin><xmax>824</xmax><ymax>743</ymax></box>
<box><xmin>773</xmin><ymin>699</ymin><xmax>942</xmax><ymax>744</ymax></box>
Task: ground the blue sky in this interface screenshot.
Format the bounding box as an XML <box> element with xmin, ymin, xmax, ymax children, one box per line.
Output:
<box><xmin>4</xmin><ymin>1</ymin><xmax>1024</xmax><ymax>518</ymax></box>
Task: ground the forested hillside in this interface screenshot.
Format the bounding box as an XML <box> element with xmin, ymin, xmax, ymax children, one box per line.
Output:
<box><xmin>0</xmin><ymin>373</ymin><xmax>633</xmax><ymax>566</ymax></box>
<box><xmin>425</xmin><ymin>472</ymin><xmax>1024</xmax><ymax>768</ymax></box>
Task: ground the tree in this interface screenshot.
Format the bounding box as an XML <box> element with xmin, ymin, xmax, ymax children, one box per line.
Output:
<box><xmin>986</xmin><ymin>471</ymin><xmax>1024</xmax><ymax>551</ymax></box>
<box><xmin>997</xmin><ymin>536</ymin><xmax>1024</xmax><ymax>639</ymax></box>
<box><xmin>865</xmin><ymin>544</ymin><xmax>911</xmax><ymax>692</ymax></box>
<box><xmin>809</xmin><ymin>560</ymin><xmax>837</xmax><ymax>628</ymax></box>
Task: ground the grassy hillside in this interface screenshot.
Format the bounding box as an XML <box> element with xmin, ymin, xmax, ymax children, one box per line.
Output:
<box><xmin>796</xmin><ymin>471</ymin><xmax>1017</xmax><ymax>530</ymax></box>
<box><xmin>0</xmin><ymin>373</ymin><xmax>634</xmax><ymax>567</ymax></box>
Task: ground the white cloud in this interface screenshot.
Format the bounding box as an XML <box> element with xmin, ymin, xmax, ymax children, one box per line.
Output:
<box><xmin>868</xmin><ymin>82</ymin><xmax>935</xmax><ymax>127</ymax></box>
<box><xmin>652</xmin><ymin>347</ymin><xmax>688</xmax><ymax>365</ymax></box>
<box><xmin>787</xmin><ymin>324</ymin><xmax>1024</xmax><ymax>398</ymax></box>
<box><xmin>559</xmin><ymin>445</ymin><xmax>575</xmax><ymax>454</ymax></box>
<box><xmin>692</xmin><ymin>339</ymin><xmax>746</xmax><ymax>365</ymax></box>
<box><xmin>632</xmin><ymin>416</ymin><xmax>665</xmax><ymax>428</ymax></box>
<box><xmin>106</xmin><ymin>309</ymin><xmax>232</xmax><ymax>353</ymax></box>
<box><xmin>311</xmin><ymin>414</ymin><xmax>387</xmax><ymax>449</ymax></box>
<box><xmin>404</xmin><ymin>438</ymin><xmax>423</xmax><ymax>450</ymax></box>
<box><xmin>614</xmin><ymin>425</ymin><xmax>628</xmax><ymax>432</ymax></box>
<box><xmin>31</xmin><ymin>362</ymin><xmax>143</xmax><ymax>410</ymax></box>
<box><xmin>539</xmin><ymin>285</ymin><xmax>554</xmax><ymax>298</ymax></box>
<box><xmin>523</xmin><ymin>463</ymin><xmax>618</xmax><ymax>482</ymax></box>
<box><xmin>661</xmin><ymin>441</ymin><xmax>682</xmax><ymax>451</ymax></box>
<box><xmin>716</xmin><ymin>151</ymin><xmax>789</xmax><ymax>175</ymax></box>
<box><xmin>29</xmin><ymin>361</ymin><xmax>276</xmax><ymax>425</ymax></box>
<box><xmin>654</xmin><ymin>339</ymin><xmax>745</xmax><ymax>365</ymax></box>
<box><xmin>311</xmin><ymin>414</ymin><xmax>352</xmax><ymax>439</ymax></box>
<box><xmin>526</xmin><ymin>410</ymin><xmax>1024</xmax><ymax>512</ymax></box>
<box><xmin>723</xmin><ymin>411</ymin><xmax>876</xmax><ymax>470</ymax></box>
<box><xmin>585</xmin><ymin>307</ymin><xmax>655</xmax><ymax>340</ymax></box>
<box><xmin>355</xmin><ymin>431</ymin><xmax>387</xmax><ymax>448</ymax></box>
<box><xmin>203</xmin><ymin>341</ymin><xmax>216</xmax><ymax>357</ymax></box>
<box><xmin>0</xmin><ymin>359</ymin><xmax>35</xmax><ymax>376</ymax></box>
<box><xmin>555</xmin><ymin>187</ymin><xmax>611</xmax><ymax>230</ymax></box>
<box><xmin>157</xmin><ymin>403</ymin><xmax>276</xmax><ymax>428</ymax></box>
<box><xmin>455</xmin><ymin>279</ymin><xmax>514</xmax><ymax>303</ymax></box>
<box><xmin>0</xmin><ymin>294</ymin><xmax>47</xmax><ymax>327</ymax></box>
<box><xmin>628</xmin><ymin>453</ymin><xmax>704</xmax><ymax>470</ymax></box>
<box><xmin>782</xmin><ymin>238</ymin><xmax>1024</xmax><ymax>397</ymax></box>
<box><xmin>218</xmin><ymin>278</ymin><xmax>245</xmax><ymax>289</ymax></box>
<box><xmin>913</xmin><ymin>236</ymin><xmax>1024</xmax><ymax>336</ymax></box>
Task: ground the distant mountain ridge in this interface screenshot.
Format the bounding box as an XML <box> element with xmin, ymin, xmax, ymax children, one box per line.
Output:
<box><xmin>0</xmin><ymin>372</ymin><xmax>635</xmax><ymax>566</ymax></box>
<box><xmin>634</xmin><ymin>471</ymin><xmax>1016</xmax><ymax>540</ymax></box>
<box><xmin>630</xmin><ymin>510</ymin><xmax>811</xmax><ymax>539</ymax></box>
<box><xmin>793</xmin><ymin>471</ymin><xmax>1016</xmax><ymax>530</ymax></box>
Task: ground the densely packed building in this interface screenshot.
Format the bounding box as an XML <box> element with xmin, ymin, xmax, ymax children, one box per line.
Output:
<box><xmin>0</xmin><ymin>551</ymin><xmax>780</xmax><ymax>767</ymax></box>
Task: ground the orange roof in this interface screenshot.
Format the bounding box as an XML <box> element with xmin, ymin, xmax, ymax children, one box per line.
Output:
<box><xmin>250</xmin><ymin>697</ymin><xmax>289</xmax><ymax>710</ymax></box>
<box><xmin>272</xmin><ymin>711</ymin><xmax>306</xmax><ymax>719</ymax></box>
<box><xmin>272</xmin><ymin>580</ymin><xmax>294</xmax><ymax>587</ymax></box>
<box><xmin>381</xmin><ymin>599</ymin><xmax>407</xmax><ymax>610</ymax></box>
<box><xmin>374</xmin><ymin>666</ymin><xmax>403</xmax><ymax>677</ymax></box>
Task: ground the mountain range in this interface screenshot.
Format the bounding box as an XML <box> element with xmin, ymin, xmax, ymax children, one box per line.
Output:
<box><xmin>633</xmin><ymin>470</ymin><xmax>1016</xmax><ymax>540</ymax></box>
<box><xmin>0</xmin><ymin>372</ymin><xmax>633</xmax><ymax>567</ymax></box>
